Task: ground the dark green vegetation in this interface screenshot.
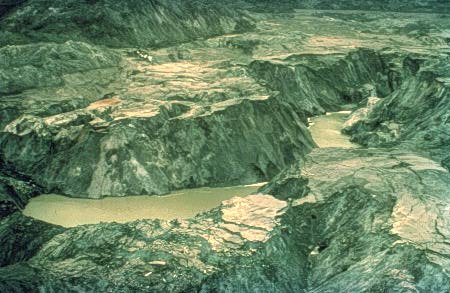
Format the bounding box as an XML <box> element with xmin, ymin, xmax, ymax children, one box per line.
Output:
<box><xmin>0</xmin><ymin>0</ymin><xmax>449</xmax><ymax>291</ymax></box>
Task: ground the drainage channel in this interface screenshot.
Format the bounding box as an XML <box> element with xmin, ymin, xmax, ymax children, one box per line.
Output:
<box><xmin>308</xmin><ymin>111</ymin><xmax>359</xmax><ymax>149</ymax></box>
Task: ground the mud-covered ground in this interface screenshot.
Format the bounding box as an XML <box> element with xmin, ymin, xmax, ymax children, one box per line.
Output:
<box><xmin>1</xmin><ymin>8</ymin><xmax>449</xmax><ymax>197</ymax></box>
<box><xmin>0</xmin><ymin>1</ymin><xmax>449</xmax><ymax>291</ymax></box>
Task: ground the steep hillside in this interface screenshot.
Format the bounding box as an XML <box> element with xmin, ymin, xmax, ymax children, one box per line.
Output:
<box><xmin>0</xmin><ymin>0</ymin><xmax>250</xmax><ymax>47</ymax></box>
<box><xmin>0</xmin><ymin>3</ymin><xmax>449</xmax><ymax>292</ymax></box>
<box><xmin>1</xmin><ymin>148</ymin><xmax>449</xmax><ymax>291</ymax></box>
<box><xmin>344</xmin><ymin>52</ymin><xmax>450</xmax><ymax>166</ymax></box>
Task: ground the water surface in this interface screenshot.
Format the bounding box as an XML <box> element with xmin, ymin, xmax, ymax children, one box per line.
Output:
<box><xmin>23</xmin><ymin>184</ymin><xmax>264</xmax><ymax>227</ymax></box>
<box><xmin>309</xmin><ymin>111</ymin><xmax>358</xmax><ymax>148</ymax></box>
<box><xmin>24</xmin><ymin>111</ymin><xmax>355</xmax><ymax>228</ymax></box>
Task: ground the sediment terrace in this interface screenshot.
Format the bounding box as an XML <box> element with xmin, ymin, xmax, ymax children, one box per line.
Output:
<box><xmin>20</xmin><ymin>110</ymin><xmax>352</xmax><ymax>227</ymax></box>
<box><xmin>0</xmin><ymin>44</ymin><xmax>431</xmax><ymax>197</ymax></box>
<box><xmin>0</xmin><ymin>2</ymin><xmax>449</xmax><ymax>292</ymax></box>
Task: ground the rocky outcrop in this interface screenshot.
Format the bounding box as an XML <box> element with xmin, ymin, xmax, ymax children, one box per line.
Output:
<box><xmin>0</xmin><ymin>5</ymin><xmax>449</xmax><ymax>292</ymax></box>
<box><xmin>217</xmin><ymin>0</ymin><xmax>450</xmax><ymax>13</ymax></box>
<box><xmin>0</xmin><ymin>212</ymin><xmax>64</xmax><ymax>267</ymax></box>
<box><xmin>0</xmin><ymin>160</ymin><xmax>43</xmax><ymax>220</ymax></box>
<box><xmin>249</xmin><ymin>49</ymin><xmax>392</xmax><ymax>115</ymax></box>
<box><xmin>0</xmin><ymin>170</ymin><xmax>63</xmax><ymax>267</ymax></box>
<box><xmin>3</xmin><ymin>0</ymin><xmax>447</xmax><ymax>49</ymax></box>
<box><xmin>0</xmin><ymin>148</ymin><xmax>448</xmax><ymax>291</ymax></box>
<box><xmin>345</xmin><ymin>53</ymin><xmax>450</xmax><ymax>162</ymax></box>
<box><xmin>342</xmin><ymin>96</ymin><xmax>382</xmax><ymax>131</ymax></box>
<box><xmin>261</xmin><ymin>148</ymin><xmax>450</xmax><ymax>291</ymax></box>
<box><xmin>0</xmin><ymin>41</ymin><xmax>123</xmax><ymax>131</ymax></box>
<box><xmin>0</xmin><ymin>0</ymin><xmax>251</xmax><ymax>48</ymax></box>
<box><xmin>0</xmin><ymin>48</ymin><xmax>404</xmax><ymax>197</ymax></box>
<box><xmin>0</xmin><ymin>176</ymin><xmax>32</xmax><ymax>219</ymax></box>
<box><xmin>1</xmin><ymin>5</ymin><xmax>448</xmax><ymax>198</ymax></box>
<box><xmin>0</xmin><ymin>41</ymin><xmax>122</xmax><ymax>95</ymax></box>
<box><xmin>0</xmin><ymin>194</ymin><xmax>289</xmax><ymax>291</ymax></box>
<box><xmin>0</xmin><ymin>95</ymin><xmax>315</xmax><ymax>197</ymax></box>
<box><xmin>295</xmin><ymin>0</ymin><xmax>450</xmax><ymax>13</ymax></box>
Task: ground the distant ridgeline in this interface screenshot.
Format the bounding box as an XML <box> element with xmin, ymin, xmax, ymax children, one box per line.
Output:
<box><xmin>238</xmin><ymin>0</ymin><xmax>449</xmax><ymax>12</ymax></box>
<box><xmin>0</xmin><ymin>0</ymin><xmax>250</xmax><ymax>47</ymax></box>
<box><xmin>0</xmin><ymin>0</ymin><xmax>448</xmax><ymax>48</ymax></box>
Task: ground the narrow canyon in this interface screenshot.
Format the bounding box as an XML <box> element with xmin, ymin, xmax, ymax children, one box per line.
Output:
<box><xmin>0</xmin><ymin>0</ymin><xmax>449</xmax><ymax>291</ymax></box>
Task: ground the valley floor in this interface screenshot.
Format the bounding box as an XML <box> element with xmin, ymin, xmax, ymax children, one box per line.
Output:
<box><xmin>0</xmin><ymin>4</ymin><xmax>449</xmax><ymax>292</ymax></box>
<box><xmin>23</xmin><ymin>185</ymin><xmax>261</xmax><ymax>227</ymax></box>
